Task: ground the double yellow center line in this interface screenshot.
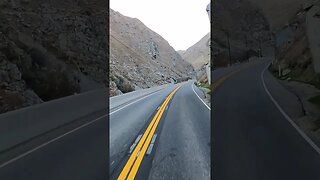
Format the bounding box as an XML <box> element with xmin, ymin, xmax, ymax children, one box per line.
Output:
<box><xmin>118</xmin><ymin>86</ymin><xmax>181</xmax><ymax>180</ymax></box>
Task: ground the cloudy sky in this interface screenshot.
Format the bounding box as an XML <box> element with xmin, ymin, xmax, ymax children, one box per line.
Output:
<box><xmin>110</xmin><ymin>0</ymin><xmax>210</xmax><ymax>51</ymax></box>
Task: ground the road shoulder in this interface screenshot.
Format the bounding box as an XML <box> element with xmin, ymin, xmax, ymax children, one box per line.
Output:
<box><xmin>193</xmin><ymin>83</ymin><xmax>211</xmax><ymax>109</ymax></box>
<box><xmin>264</xmin><ymin>63</ymin><xmax>320</xmax><ymax>148</ymax></box>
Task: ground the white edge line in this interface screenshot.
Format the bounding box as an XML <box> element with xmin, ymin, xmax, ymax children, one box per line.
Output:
<box><xmin>0</xmin><ymin>114</ymin><xmax>108</xmax><ymax>169</ymax></box>
<box><xmin>192</xmin><ymin>83</ymin><xmax>211</xmax><ymax>110</ymax></box>
<box><xmin>146</xmin><ymin>144</ymin><xmax>154</xmax><ymax>155</ymax></box>
<box><xmin>151</xmin><ymin>134</ymin><xmax>157</xmax><ymax>144</ymax></box>
<box><xmin>261</xmin><ymin>62</ymin><xmax>320</xmax><ymax>155</ymax></box>
<box><xmin>109</xmin><ymin>90</ymin><xmax>160</xmax><ymax>115</ymax></box>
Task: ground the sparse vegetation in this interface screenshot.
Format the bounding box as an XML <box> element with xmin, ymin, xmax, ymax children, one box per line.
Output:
<box><xmin>197</xmin><ymin>82</ymin><xmax>210</xmax><ymax>89</ymax></box>
<box><xmin>118</xmin><ymin>83</ymin><xmax>134</xmax><ymax>93</ymax></box>
<box><xmin>0</xmin><ymin>89</ymin><xmax>24</xmax><ymax>113</ymax></box>
<box><xmin>32</xmin><ymin>71</ymin><xmax>80</xmax><ymax>101</ymax></box>
<box><xmin>269</xmin><ymin>64</ymin><xmax>320</xmax><ymax>90</ymax></box>
<box><xmin>195</xmin><ymin>81</ymin><xmax>211</xmax><ymax>95</ymax></box>
<box><xmin>309</xmin><ymin>95</ymin><xmax>320</xmax><ymax>106</ymax></box>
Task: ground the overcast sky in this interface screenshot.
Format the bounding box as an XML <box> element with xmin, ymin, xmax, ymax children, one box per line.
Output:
<box><xmin>110</xmin><ymin>0</ymin><xmax>210</xmax><ymax>51</ymax></box>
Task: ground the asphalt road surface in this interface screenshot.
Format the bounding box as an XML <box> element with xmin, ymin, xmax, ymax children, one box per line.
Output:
<box><xmin>0</xmin><ymin>110</ymin><xmax>108</xmax><ymax>180</ymax></box>
<box><xmin>212</xmin><ymin>59</ymin><xmax>320</xmax><ymax>180</ymax></box>
<box><xmin>110</xmin><ymin>80</ymin><xmax>210</xmax><ymax>180</ymax></box>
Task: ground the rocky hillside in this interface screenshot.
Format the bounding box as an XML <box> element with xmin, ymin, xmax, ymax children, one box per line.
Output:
<box><xmin>109</xmin><ymin>9</ymin><xmax>194</xmax><ymax>96</ymax></box>
<box><xmin>180</xmin><ymin>33</ymin><xmax>210</xmax><ymax>70</ymax></box>
<box><xmin>212</xmin><ymin>0</ymin><xmax>271</xmax><ymax>67</ymax></box>
<box><xmin>269</xmin><ymin>0</ymin><xmax>320</xmax><ymax>88</ymax></box>
<box><xmin>0</xmin><ymin>0</ymin><xmax>107</xmax><ymax>113</ymax></box>
<box><xmin>179</xmin><ymin>33</ymin><xmax>210</xmax><ymax>83</ymax></box>
<box><xmin>247</xmin><ymin>0</ymin><xmax>314</xmax><ymax>31</ymax></box>
<box><xmin>231</xmin><ymin>0</ymin><xmax>319</xmax><ymax>79</ymax></box>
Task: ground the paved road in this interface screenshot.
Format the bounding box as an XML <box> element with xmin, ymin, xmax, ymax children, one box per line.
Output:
<box><xmin>0</xmin><ymin>110</ymin><xmax>108</xmax><ymax>180</ymax></box>
<box><xmin>110</xmin><ymin>81</ymin><xmax>210</xmax><ymax>179</ymax></box>
<box><xmin>212</xmin><ymin>59</ymin><xmax>260</xmax><ymax>82</ymax></box>
<box><xmin>212</xmin><ymin>59</ymin><xmax>320</xmax><ymax>180</ymax></box>
<box><xmin>109</xmin><ymin>85</ymin><xmax>176</xmax><ymax>174</ymax></box>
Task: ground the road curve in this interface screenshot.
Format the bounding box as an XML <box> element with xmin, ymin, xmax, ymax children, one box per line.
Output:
<box><xmin>212</xmin><ymin>59</ymin><xmax>320</xmax><ymax>180</ymax></box>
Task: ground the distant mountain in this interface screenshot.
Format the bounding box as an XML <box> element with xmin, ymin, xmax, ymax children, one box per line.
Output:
<box><xmin>109</xmin><ymin>9</ymin><xmax>194</xmax><ymax>96</ymax></box>
<box><xmin>180</xmin><ymin>33</ymin><xmax>210</xmax><ymax>70</ymax></box>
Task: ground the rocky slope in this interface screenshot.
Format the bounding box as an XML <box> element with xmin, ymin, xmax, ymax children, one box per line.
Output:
<box><xmin>221</xmin><ymin>0</ymin><xmax>319</xmax><ymax>80</ymax></box>
<box><xmin>211</xmin><ymin>0</ymin><xmax>319</xmax><ymax>84</ymax></box>
<box><xmin>212</xmin><ymin>0</ymin><xmax>271</xmax><ymax>67</ymax></box>
<box><xmin>269</xmin><ymin>0</ymin><xmax>320</xmax><ymax>88</ymax></box>
<box><xmin>227</xmin><ymin>0</ymin><xmax>319</xmax><ymax>78</ymax></box>
<box><xmin>179</xmin><ymin>33</ymin><xmax>210</xmax><ymax>83</ymax></box>
<box><xmin>109</xmin><ymin>9</ymin><xmax>194</xmax><ymax>96</ymax></box>
<box><xmin>179</xmin><ymin>33</ymin><xmax>210</xmax><ymax>70</ymax></box>
<box><xmin>180</xmin><ymin>0</ymin><xmax>271</xmax><ymax>78</ymax></box>
<box><xmin>247</xmin><ymin>0</ymin><xmax>314</xmax><ymax>31</ymax></box>
<box><xmin>0</xmin><ymin>0</ymin><xmax>107</xmax><ymax>113</ymax></box>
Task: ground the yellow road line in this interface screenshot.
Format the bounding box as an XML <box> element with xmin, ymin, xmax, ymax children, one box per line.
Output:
<box><xmin>118</xmin><ymin>86</ymin><xmax>181</xmax><ymax>180</ymax></box>
<box><xmin>211</xmin><ymin>70</ymin><xmax>241</xmax><ymax>92</ymax></box>
<box><xmin>117</xmin><ymin>97</ymin><xmax>169</xmax><ymax>179</ymax></box>
<box><xmin>212</xmin><ymin>62</ymin><xmax>260</xmax><ymax>92</ymax></box>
